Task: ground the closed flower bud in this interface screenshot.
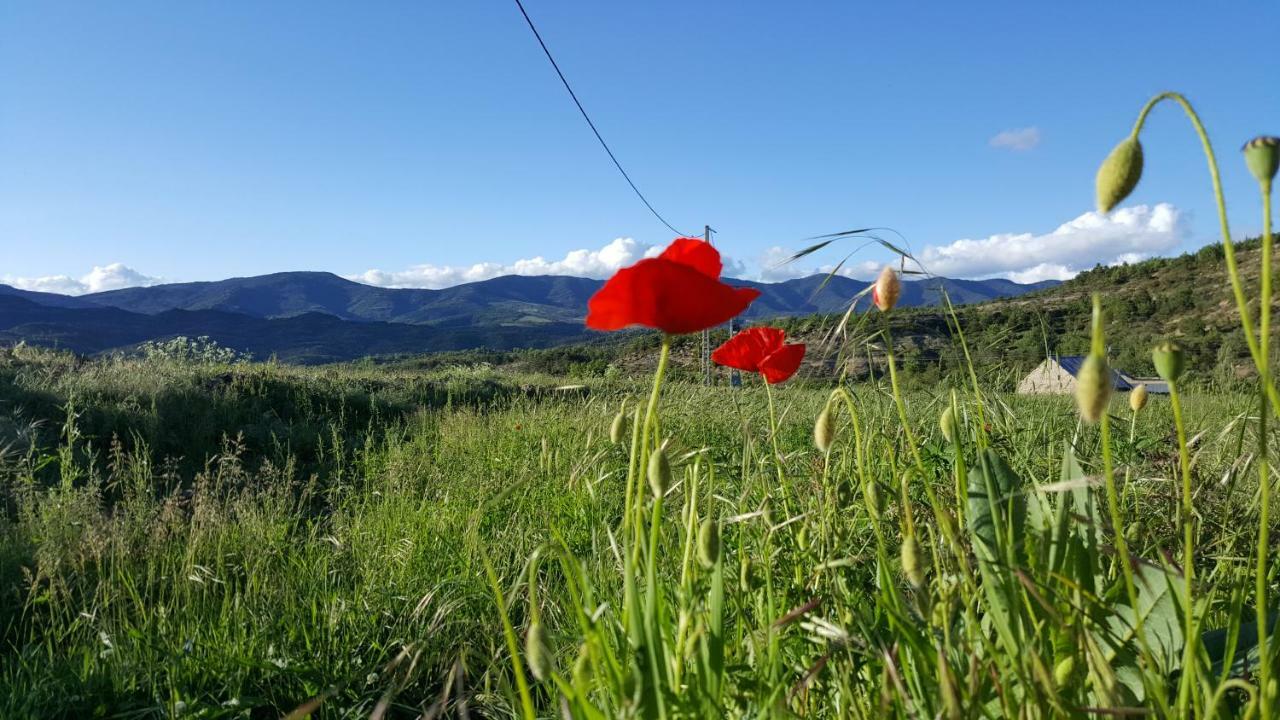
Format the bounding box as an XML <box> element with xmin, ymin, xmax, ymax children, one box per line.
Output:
<box><xmin>1152</xmin><ymin>341</ymin><xmax>1185</xmax><ymax>382</ymax></box>
<box><xmin>525</xmin><ymin>621</ymin><xmax>552</xmax><ymax>682</ymax></box>
<box><xmin>939</xmin><ymin>405</ymin><xmax>956</xmax><ymax>443</ymax></box>
<box><xmin>901</xmin><ymin>534</ymin><xmax>925</xmax><ymax>589</ymax></box>
<box><xmin>872</xmin><ymin>266</ymin><xmax>902</xmax><ymax>312</ymax></box>
<box><xmin>863</xmin><ymin>480</ymin><xmax>883</xmax><ymax>517</ymax></box>
<box><xmin>740</xmin><ymin>557</ymin><xmax>761</xmax><ymax>591</ymax></box>
<box><xmin>814</xmin><ymin>402</ymin><xmax>836</xmax><ymax>452</ymax></box>
<box><xmin>609</xmin><ymin>411</ymin><xmax>627</xmax><ymax>444</ymax></box>
<box><xmin>647</xmin><ymin>447</ymin><xmax>671</xmax><ymax>497</ymax></box>
<box><xmin>572</xmin><ymin>643</ymin><xmax>591</xmax><ymax>684</ymax></box>
<box><xmin>1243</xmin><ymin>136</ymin><xmax>1280</xmax><ymax>186</ymax></box>
<box><xmin>1096</xmin><ymin>135</ymin><xmax>1144</xmax><ymax>213</ymax></box>
<box><xmin>697</xmin><ymin>519</ymin><xmax>721</xmax><ymax>568</ymax></box>
<box><xmin>1054</xmin><ymin>656</ymin><xmax>1076</xmax><ymax>688</ymax></box>
<box><xmin>1129</xmin><ymin>383</ymin><xmax>1148</xmax><ymax>413</ymax></box>
<box><xmin>1074</xmin><ymin>353</ymin><xmax>1112</xmax><ymax>424</ymax></box>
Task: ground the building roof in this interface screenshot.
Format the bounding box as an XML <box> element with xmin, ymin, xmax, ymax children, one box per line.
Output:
<box><xmin>1055</xmin><ymin>355</ymin><xmax>1135</xmax><ymax>390</ymax></box>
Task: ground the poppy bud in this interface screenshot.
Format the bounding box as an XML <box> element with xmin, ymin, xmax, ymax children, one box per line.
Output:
<box><xmin>572</xmin><ymin>643</ymin><xmax>591</xmax><ymax>684</ymax></box>
<box><xmin>873</xmin><ymin>266</ymin><xmax>902</xmax><ymax>311</ymax></box>
<box><xmin>1243</xmin><ymin>136</ymin><xmax>1279</xmax><ymax>186</ymax></box>
<box><xmin>814</xmin><ymin>402</ymin><xmax>836</xmax><ymax>452</ymax></box>
<box><xmin>940</xmin><ymin>405</ymin><xmax>956</xmax><ymax>443</ymax></box>
<box><xmin>1129</xmin><ymin>383</ymin><xmax>1148</xmax><ymax>413</ymax></box>
<box><xmin>609</xmin><ymin>411</ymin><xmax>627</xmax><ymax>444</ymax></box>
<box><xmin>525</xmin><ymin>621</ymin><xmax>552</xmax><ymax>682</ymax></box>
<box><xmin>697</xmin><ymin>519</ymin><xmax>720</xmax><ymax>568</ymax></box>
<box><xmin>901</xmin><ymin>534</ymin><xmax>924</xmax><ymax>589</ymax></box>
<box><xmin>1054</xmin><ymin>656</ymin><xmax>1076</xmax><ymax>688</ymax></box>
<box><xmin>1074</xmin><ymin>354</ymin><xmax>1112</xmax><ymax>424</ymax></box>
<box><xmin>1096</xmin><ymin>135</ymin><xmax>1144</xmax><ymax>213</ymax></box>
<box><xmin>647</xmin><ymin>447</ymin><xmax>671</xmax><ymax>497</ymax></box>
<box><xmin>740</xmin><ymin>557</ymin><xmax>761</xmax><ymax>591</ymax></box>
<box><xmin>1152</xmin><ymin>341</ymin><xmax>1185</xmax><ymax>382</ymax></box>
<box><xmin>863</xmin><ymin>480</ymin><xmax>883</xmax><ymax>517</ymax></box>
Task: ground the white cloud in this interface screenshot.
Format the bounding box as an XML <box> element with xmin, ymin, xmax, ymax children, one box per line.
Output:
<box><xmin>910</xmin><ymin>203</ymin><xmax>1183</xmax><ymax>281</ymax></box>
<box><xmin>4</xmin><ymin>263</ymin><xmax>162</xmax><ymax>295</ymax></box>
<box><xmin>989</xmin><ymin>126</ymin><xmax>1042</xmax><ymax>151</ymax></box>
<box><xmin>352</xmin><ymin>237</ymin><xmax>746</xmax><ymax>289</ymax></box>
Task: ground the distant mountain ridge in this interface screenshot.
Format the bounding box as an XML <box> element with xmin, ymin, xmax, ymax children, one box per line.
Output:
<box><xmin>0</xmin><ymin>271</ymin><xmax>1057</xmax><ymax>363</ymax></box>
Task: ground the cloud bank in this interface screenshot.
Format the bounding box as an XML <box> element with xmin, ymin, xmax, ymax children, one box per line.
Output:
<box><xmin>3</xmin><ymin>263</ymin><xmax>163</xmax><ymax>296</ymax></box>
<box><xmin>3</xmin><ymin>205</ymin><xmax>1186</xmax><ymax>295</ymax></box>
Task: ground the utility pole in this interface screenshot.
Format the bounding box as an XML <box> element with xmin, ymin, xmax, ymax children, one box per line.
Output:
<box><xmin>702</xmin><ymin>224</ymin><xmax>713</xmax><ymax>386</ymax></box>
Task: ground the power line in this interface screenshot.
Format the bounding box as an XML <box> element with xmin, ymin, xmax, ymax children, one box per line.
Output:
<box><xmin>512</xmin><ymin>0</ymin><xmax>690</xmax><ymax>237</ymax></box>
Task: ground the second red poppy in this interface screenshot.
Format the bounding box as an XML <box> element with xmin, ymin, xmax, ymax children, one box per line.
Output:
<box><xmin>711</xmin><ymin>327</ymin><xmax>806</xmax><ymax>384</ymax></box>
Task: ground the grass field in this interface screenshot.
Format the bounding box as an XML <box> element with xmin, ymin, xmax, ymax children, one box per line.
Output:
<box><xmin>0</xmin><ymin>338</ymin><xmax>1273</xmax><ymax>718</ymax></box>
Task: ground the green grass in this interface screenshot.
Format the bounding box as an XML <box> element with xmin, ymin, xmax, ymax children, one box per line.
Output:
<box><xmin>0</xmin><ymin>343</ymin><xmax>1273</xmax><ymax>717</ymax></box>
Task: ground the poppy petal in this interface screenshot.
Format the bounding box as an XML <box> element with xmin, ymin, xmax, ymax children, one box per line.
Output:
<box><xmin>586</xmin><ymin>259</ymin><xmax>760</xmax><ymax>335</ymax></box>
<box><xmin>711</xmin><ymin>327</ymin><xmax>786</xmax><ymax>372</ymax></box>
<box><xmin>659</xmin><ymin>237</ymin><xmax>723</xmax><ymax>279</ymax></box>
<box><xmin>758</xmin><ymin>343</ymin><xmax>806</xmax><ymax>384</ymax></box>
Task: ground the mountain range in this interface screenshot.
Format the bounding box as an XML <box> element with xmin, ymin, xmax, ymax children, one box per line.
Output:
<box><xmin>0</xmin><ymin>271</ymin><xmax>1057</xmax><ymax>363</ymax></box>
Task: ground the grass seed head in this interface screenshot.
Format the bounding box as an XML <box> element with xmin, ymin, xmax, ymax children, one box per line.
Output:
<box><xmin>1129</xmin><ymin>383</ymin><xmax>1148</xmax><ymax>413</ymax></box>
<box><xmin>609</xmin><ymin>411</ymin><xmax>627</xmax><ymax>444</ymax></box>
<box><xmin>1096</xmin><ymin>135</ymin><xmax>1144</xmax><ymax>213</ymax></box>
<box><xmin>697</xmin><ymin>519</ymin><xmax>721</xmax><ymax>568</ymax></box>
<box><xmin>1243</xmin><ymin>136</ymin><xmax>1279</xmax><ymax>186</ymax></box>
<box><xmin>647</xmin><ymin>446</ymin><xmax>671</xmax><ymax>497</ymax></box>
<box><xmin>1152</xmin><ymin>341</ymin><xmax>1186</xmax><ymax>382</ymax></box>
<box><xmin>1074</xmin><ymin>353</ymin><xmax>1112</xmax><ymax>424</ymax></box>
<box><xmin>813</xmin><ymin>402</ymin><xmax>836</xmax><ymax>452</ymax></box>
<box><xmin>873</xmin><ymin>266</ymin><xmax>902</xmax><ymax>311</ymax></box>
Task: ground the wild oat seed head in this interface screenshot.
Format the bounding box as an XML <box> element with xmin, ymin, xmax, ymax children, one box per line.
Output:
<box><xmin>873</xmin><ymin>266</ymin><xmax>902</xmax><ymax>312</ymax></box>
<box><xmin>1074</xmin><ymin>354</ymin><xmax>1112</xmax><ymax>424</ymax></box>
<box><xmin>939</xmin><ymin>405</ymin><xmax>956</xmax><ymax>443</ymax></box>
<box><xmin>1129</xmin><ymin>383</ymin><xmax>1148</xmax><ymax>413</ymax></box>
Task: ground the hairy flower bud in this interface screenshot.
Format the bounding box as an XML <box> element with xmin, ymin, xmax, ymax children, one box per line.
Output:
<box><xmin>872</xmin><ymin>266</ymin><xmax>902</xmax><ymax>312</ymax></box>
<box><xmin>1096</xmin><ymin>135</ymin><xmax>1144</xmax><ymax>213</ymax></box>
<box><xmin>1244</xmin><ymin>136</ymin><xmax>1280</xmax><ymax>186</ymax></box>
<box><xmin>901</xmin><ymin>534</ymin><xmax>924</xmax><ymax>589</ymax></box>
<box><xmin>1152</xmin><ymin>341</ymin><xmax>1185</xmax><ymax>383</ymax></box>
<box><xmin>940</xmin><ymin>405</ymin><xmax>956</xmax><ymax>443</ymax></box>
<box><xmin>1129</xmin><ymin>383</ymin><xmax>1148</xmax><ymax>413</ymax></box>
<box><xmin>814</xmin><ymin>402</ymin><xmax>836</xmax><ymax>452</ymax></box>
<box><xmin>525</xmin><ymin>621</ymin><xmax>552</xmax><ymax>682</ymax></box>
<box><xmin>609</xmin><ymin>411</ymin><xmax>627</xmax><ymax>445</ymax></box>
<box><xmin>1074</xmin><ymin>354</ymin><xmax>1112</xmax><ymax>424</ymax></box>
<box><xmin>647</xmin><ymin>446</ymin><xmax>671</xmax><ymax>497</ymax></box>
<box><xmin>697</xmin><ymin>519</ymin><xmax>721</xmax><ymax>569</ymax></box>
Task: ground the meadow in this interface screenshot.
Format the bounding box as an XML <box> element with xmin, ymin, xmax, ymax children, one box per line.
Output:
<box><xmin>0</xmin><ymin>339</ymin><xmax>1270</xmax><ymax>718</ymax></box>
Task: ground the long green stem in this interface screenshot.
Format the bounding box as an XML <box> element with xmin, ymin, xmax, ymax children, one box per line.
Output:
<box><xmin>1133</xmin><ymin>93</ymin><xmax>1280</xmax><ymax>420</ymax></box>
<box><xmin>1257</xmin><ymin>177</ymin><xmax>1274</xmax><ymax>712</ymax></box>
<box><xmin>1170</xmin><ymin>380</ymin><xmax>1197</xmax><ymax>711</ymax></box>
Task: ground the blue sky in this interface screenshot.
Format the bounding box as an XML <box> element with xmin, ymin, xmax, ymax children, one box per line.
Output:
<box><xmin>2</xmin><ymin>2</ymin><xmax>1278</xmax><ymax>293</ymax></box>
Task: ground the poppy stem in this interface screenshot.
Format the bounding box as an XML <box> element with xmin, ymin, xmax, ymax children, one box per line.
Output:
<box><xmin>764</xmin><ymin>380</ymin><xmax>793</xmax><ymax>518</ymax></box>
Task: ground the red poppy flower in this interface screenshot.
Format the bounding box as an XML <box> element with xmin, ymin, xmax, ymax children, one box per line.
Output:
<box><xmin>711</xmin><ymin>327</ymin><xmax>806</xmax><ymax>384</ymax></box>
<box><xmin>586</xmin><ymin>238</ymin><xmax>760</xmax><ymax>335</ymax></box>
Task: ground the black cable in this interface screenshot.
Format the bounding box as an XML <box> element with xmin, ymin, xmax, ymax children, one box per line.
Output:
<box><xmin>512</xmin><ymin>0</ymin><xmax>690</xmax><ymax>238</ymax></box>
